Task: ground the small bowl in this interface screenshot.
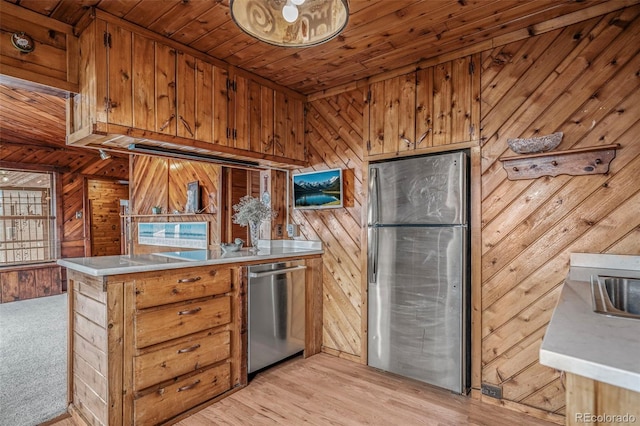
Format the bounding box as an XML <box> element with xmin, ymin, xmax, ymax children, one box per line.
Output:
<box><xmin>220</xmin><ymin>242</ymin><xmax>242</xmax><ymax>253</ymax></box>
<box><xmin>507</xmin><ymin>132</ymin><xmax>563</xmax><ymax>154</ymax></box>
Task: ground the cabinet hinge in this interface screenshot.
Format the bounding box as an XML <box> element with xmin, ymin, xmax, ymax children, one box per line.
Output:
<box><xmin>366</xmin><ymin>90</ymin><xmax>372</xmax><ymax>103</ymax></box>
<box><xmin>103</xmin><ymin>31</ymin><xmax>111</xmax><ymax>48</ymax></box>
<box><xmin>366</xmin><ymin>140</ymin><xmax>371</xmax><ymax>151</ymax></box>
<box><xmin>469</xmin><ymin>60</ymin><xmax>475</xmax><ymax>75</ymax></box>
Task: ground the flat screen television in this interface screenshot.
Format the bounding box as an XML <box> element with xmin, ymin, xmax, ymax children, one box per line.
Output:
<box><xmin>292</xmin><ymin>168</ymin><xmax>343</xmax><ymax>209</ymax></box>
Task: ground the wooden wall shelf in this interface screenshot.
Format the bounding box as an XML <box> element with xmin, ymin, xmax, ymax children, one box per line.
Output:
<box><xmin>499</xmin><ymin>144</ymin><xmax>620</xmax><ymax>180</ymax></box>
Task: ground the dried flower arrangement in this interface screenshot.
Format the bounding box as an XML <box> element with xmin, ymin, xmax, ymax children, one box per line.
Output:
<box><xmin>232</xmin><ymin>195</ymin><xmax>277</xmax><ymax>226</ymax></box>
<box><xmin>232</xmin><ymin>195</ymin><xmax>277</xmax><ymax>251</ymax></box>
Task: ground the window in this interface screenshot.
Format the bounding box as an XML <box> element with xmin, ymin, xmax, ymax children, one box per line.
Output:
<box><xmin>0</xmin><ymin>170</ymin><xmax>57</xmax><ymax>265</ymax></box>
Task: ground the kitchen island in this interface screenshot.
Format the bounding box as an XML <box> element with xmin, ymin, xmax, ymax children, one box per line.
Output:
<box><xmin>58</xmin><ymin>240</ymin><xmax>323</xmax><ymax>426</ymax></box>
<box><xmin>540</xmin><ymin>253</ymin><xmax>640</xmax><ymax>426</ymax></box>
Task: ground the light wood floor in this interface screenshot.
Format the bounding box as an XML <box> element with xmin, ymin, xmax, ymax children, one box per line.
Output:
<box><xmin>53</xmin><ymin>353</ymin><xmax>558</xmax><ymax>425</ymax></box>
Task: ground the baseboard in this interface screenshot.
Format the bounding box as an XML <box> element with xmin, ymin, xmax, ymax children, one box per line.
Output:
<box><xmin>321</xmin><ymin>346</ymin><xmax>363</xmax><ymax>364</ymax></box>
<box><xmin>480</xmin><ymin>394</ymin><xmax>565</xmax><ymax>425</ymax></box>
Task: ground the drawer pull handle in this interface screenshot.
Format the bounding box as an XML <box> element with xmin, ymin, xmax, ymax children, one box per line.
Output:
<box><xmin>177</xmin><ymin>276</ymin><xmax>201</xmax><ymax>283</ymax></box>
<box><xmin>177</xmin><ymin>379</ymin><xmax>201</xmax><ymax>392</ymax></box>
<box><xmin>178</xmin><ymin>307</ymin><xmax>202</xmax><ymax>316</ymax></box>
<box><xmin>177</xmin><ymin>344</ymin><xmax>201</xmax><ymax>354</ymax></box>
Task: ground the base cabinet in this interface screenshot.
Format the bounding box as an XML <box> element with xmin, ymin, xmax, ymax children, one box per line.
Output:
<box><xmin>566</xmin><ymin>373</ymin><xmax>640</xmax><ymax>426</ymax></box>
<box><xmin>67</xmin><ymin>264</ymin><xmax>245</xmax><ymax>426</ymax></box>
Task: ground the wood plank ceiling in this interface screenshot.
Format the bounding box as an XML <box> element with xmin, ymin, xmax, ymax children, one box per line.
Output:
<box><xmin>1</xmin><ymin>0</ymin><xmax>616</xmax><ymax>96</ymax></box>
<box><xmin>0</xmin><ymin>0</ymin><xmax>623</xmax><ymax>151</ymax></box>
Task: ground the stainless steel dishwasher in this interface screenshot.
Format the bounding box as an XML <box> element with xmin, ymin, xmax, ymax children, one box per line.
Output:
<box><xmin>248</xmin><ymin>260</ymin><xmax>306</xmax><ymax>374</ymax></box>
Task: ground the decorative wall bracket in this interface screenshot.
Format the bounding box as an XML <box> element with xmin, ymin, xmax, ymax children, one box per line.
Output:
<box><xmin>499</xmin><ymin>144</ymin><xmax>620</xmax><ymax>180</ymax></box>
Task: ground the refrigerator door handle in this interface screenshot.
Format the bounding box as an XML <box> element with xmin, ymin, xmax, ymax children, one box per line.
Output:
<box><xmin>368</xmin><ymin>167</ymin><xmax>379</xmax><ymax>225</ymax></box>
<box><xmin>368</xmin><ymin>227</ymin><xmax>378</xmax><ymax>284</ymax></box>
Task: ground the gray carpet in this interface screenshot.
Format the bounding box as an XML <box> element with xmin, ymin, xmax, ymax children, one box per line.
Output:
<box><xmin>0</xmin><ymin>293</ymin><xmax>67</xmax><ymax>426</ymax></box>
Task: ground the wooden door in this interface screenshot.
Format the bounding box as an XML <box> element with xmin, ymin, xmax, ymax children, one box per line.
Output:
<box><xmin>88</xmin><ymin>179</ymin><xmax>129</xmax><ymax>256</ymax></box>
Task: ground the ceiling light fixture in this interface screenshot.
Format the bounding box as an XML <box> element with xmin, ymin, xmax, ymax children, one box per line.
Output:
<box><xmin>99</xmin><ymin>149</ymin><xmax>111</xmax><ymax>160</ymax></box>
<box><xmin>230</xmin><ymin>0</ymin><xmax>349</xmax><ymax>48</ymax></box>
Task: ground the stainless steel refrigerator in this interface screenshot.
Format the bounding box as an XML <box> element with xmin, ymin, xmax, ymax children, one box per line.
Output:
<box><xmin>367</xmin><ymin>151</ymin><xmax>469</xmax><ymax>394</ymax></box>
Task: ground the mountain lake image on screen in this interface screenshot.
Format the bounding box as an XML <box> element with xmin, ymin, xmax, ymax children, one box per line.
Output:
<box><xmin>293</xmin><ymin>168</ymin><xmax>343</xmax><ymax>209</ymax></box>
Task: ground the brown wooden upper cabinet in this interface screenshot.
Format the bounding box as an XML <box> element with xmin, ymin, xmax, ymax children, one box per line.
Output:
<box><xmin>366</xmin><ymin>54</ymin><xmax>480</xmax><ymax>158</ymax></box>
<box><xmin>69</xmin><ymin>15</ymin><xmax>307</xmax><ymax>167</ymax></box>
<box><xmin>247</xmin><ymin>81</ymin><xmax>305</xmax><ymax>162</ymax></box>
<box><xmin>90</xmin><ymin>21</ymin><xmax>230</xmax><ymax>145</ymax></box>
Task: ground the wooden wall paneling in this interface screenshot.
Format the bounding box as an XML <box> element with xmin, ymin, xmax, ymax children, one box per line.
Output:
<box><xmin>130</xmin><ymin>155</ymin><xmax>168</xmax><ymax>215</ymax></box>
<box><xmin>35</xmin><ymin>265</ymin><xmax>62</xmax><ymax>298</ymax></box>
<box><xmin>479</xmin><ymin>6</ymin><xmax>640</xmax><ymax>418</ymax></box>
<box><xmin>62</xmin><ymin>172</ymin><xmax>86</xmax><ymax>257</ymax></box>
<box><xmin>293</xmin><ymin>88</ymin><xmax>365</xmax><ymax>359</ymax></box>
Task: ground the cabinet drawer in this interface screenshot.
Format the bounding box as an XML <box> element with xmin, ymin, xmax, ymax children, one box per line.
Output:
<box><xmin>135</xmin><ymin>267</ymin><xmax>231</xmax><ymax>309</ymax></box>
<box><xmin>134</xmin><ymin>330</ymin><xmax>230</xmax><ymax>391</ymax></box>
<box><xmin>134</xmin><ymin>363</ymin><xmax>231</xmax><ymax>425</ymax></box>
<box><xmin>135</xmin><ymin>297</ymin><xmax>231</xmax><ymax>348</ymax></box>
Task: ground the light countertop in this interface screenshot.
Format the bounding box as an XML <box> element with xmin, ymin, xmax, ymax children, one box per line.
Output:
<box><xmin>539</xmin><ymin>253</ymin><xmax>640</xmax><ymax>392</ymax></box>
<box><xmin>58</xmin><ymin>240</ymin><xmax>323</xmax><ymax>277</ymax></box>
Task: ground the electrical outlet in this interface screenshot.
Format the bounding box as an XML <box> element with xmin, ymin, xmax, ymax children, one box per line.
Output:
<box><xmin>275</xmin><ymin>224</ymin><xmax>284</xmax><ymax>237</ymax></box>
<box><xmin>481</xmin><ymin>383</ymin><xmax>502</xmax><ymax>399</ymax></box>
<box><xmin>286</xmin><ymin>223</ymin><xmax>299</xmax><ymax>238</ymax></box>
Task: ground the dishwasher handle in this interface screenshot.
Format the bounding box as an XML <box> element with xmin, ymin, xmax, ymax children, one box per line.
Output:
<box><xmin>248</xmin><ymin>265</ymin><xmax>307</xmax><ymax>278</ymax></box>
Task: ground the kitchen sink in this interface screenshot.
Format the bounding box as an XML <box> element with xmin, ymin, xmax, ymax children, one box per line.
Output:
<box><xmin>591</xmin><ymin>275</ymin><xmax>640</xmax><ymax>320</ymax></box>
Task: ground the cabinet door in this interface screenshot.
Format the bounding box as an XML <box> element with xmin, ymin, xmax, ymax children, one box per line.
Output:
<box><xmin>415</xmin><ymin>67</ymin><xmax>434</xmax><ymax>149</ymax></box>
<box><xmin>432</xmin><ymin>55</ymin><xmax>480</xmax><ymax>145</ymax></box>
<box><xmin>248</xmin><ymin>80</ymin><xmax>274</xmax><ymax>154</ymax></box>
<box><xmin>106</xmin><ymin>22</ymin><xmax>133</xmax><ymax>127</ymax></box>
<box><xmin>132</xmin><ymin>33</ymin><xmax>155</xmax><ymax>131</ymax></box>
<box><xmin>275</xmin><ymin>93</ymin><xmax>305</xmax><ymax>161</ymax></box>
<box><xmin>156</xmin><ymin>43</ymin><xmax>177</xmax><ymax>135</ymax></box>
<box><xmin>213</xmin><ymin>66</ymin><xmax>230</xmax><ymax>146</ymax></box>
<box><xmin>195</xmin><ymin>59</ymin><xmax>214</xmax><ymax>142</ymax></box>
<box><xmin>177</xmin><ymin>51</ymin><xmax>196</xmax><ymax>139</ymax></box>
<box><xmin>368</xmin><ymin>72</ymin><xmax>416</xmax><ymax>156</ymax></box>
<box><xmin>232</xmin><ymin>73</ymin><xmax>250</xmax><ymax>151</ymax></box>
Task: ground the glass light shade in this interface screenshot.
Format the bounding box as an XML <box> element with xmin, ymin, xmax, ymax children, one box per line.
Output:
<box><xmin>230</xmin><ymin>0</ymin><xmax>349</xmax><ymax>47</ymax></box>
